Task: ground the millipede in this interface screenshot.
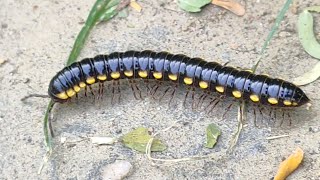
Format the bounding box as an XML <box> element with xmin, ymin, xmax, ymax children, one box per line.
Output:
<box><xmin>48</xmin><ymin>50</ymin><xmax>310</xmax><ymax>124</ymax></box>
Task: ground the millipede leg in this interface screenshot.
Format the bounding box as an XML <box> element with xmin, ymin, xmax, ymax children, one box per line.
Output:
<box><xmin>207</xmin><ymin>98</ymin><xmax>220</xmax><ymax>114</ymax></box>
<box><xmin>287</xmin><ymin>113</ymin><xmax>292</xmax><ymax>126</ymax></box>
<box><xmin>97</xmin><ymin>83</ymin><xmax>101</xmax><ymax>100</ymax></box>
<box><xmin>89</xmin><ymin>86</ymin><xmax>95</xmax><ymax>98</ymax></box>
<box><xmin>267</xmin><ymin>109</ymin><xmax>273</xmax><ymax>125</ymax></box>
<box><xmin>258</xmin><ymin>106</ymin><xmax>264</xmax><ymax>119</ymax></box>
<box><xmin>208</xmin><ymin>95</ymin><xmax>225</xmax><ymax>114</ymax></box>
<box><xmin>149</xmin><ymin>83</ymin><xmax>158</xmax><ymax>97</ymax></box>
<box><xmin>135</xmin><ymin>81</ymin><xmax>143</xmax><ymax>99</ymax></box>
<box><xmin>195</xmin><ymin>93</ymin><xmax>205</xmax><ymax>109</ymax></box>
<box><xmin>191</xmin><ymin>88</ymin><xmax>196</xmax><ymax>110</ymax></box>
<box><xmin>168</xmin><ymin>84</ymin><xmax>177</xmax><ymax>106</ymax></box>
<box><xmin>158</xmin><ymin>86</ymin><xmax>172</xmax><ymax>102</ymax></box>
<box><xmin>111</xmin><ymin>81</ymin><xmax>115</xmax><ymax>104</ymax></box>
<box><xmin>129</xmin><ymin>79</ymin><xmax>143</xmax><ymax>100</ymax></box>
<box><xmin>205</xmin><ymin>98</ymin><xmax>217</xmax><ymax>113</ymax></box>
<box><xmin>84</xmin><ymin>86</ymin><xmax>88</xmax><ymax>97</ymax></box>
<box><xmin>100</xmin><ymin>82</ymin><xmax>105</xmax><ymax>100</ymax></box>
<box><xmin>253</xmin><ymin>107</ymin><xmax>257</xmax><ymax>127</ymax></box>
<box><xmin>151</xmin><ymin>81</ymin><xmax>162</xmax><ymax>100</ymax></box>
<box><xmin>183</xmin><ymin>87</ymin><xmax>191</xmax><ymax>108</ymax></box>
<box><xmin>143</xmin><ymin>79</ymin><xmax>151</xmax><ymax>95</ymax></box>
<box><xmin>280</xmin><ymin>110</ymin><xmax>285</xmax><ymax>127</ymax></box>
<box><xmin>98</xmin><ymin>82</ymin><xmax>104</xmax><ymax>100</ymax></box>
<box><xmin>222</xmin><ymin>102</ymin><xmax>233</xmax><ymax>119</ymax></box>
<box><xmin>111</xmin><ymin>80</ymin><xmax>121</xmax><ymax>104</ymax></box>
<box><xmin>268</xmin><ymin>109</ymin><xmax>272</xmax><ymax>117</ymax></box>
<box><xmin>195</xmin><ymin>93</ymin><xmax>206</xmax><ymax>110</ymax></box>
<box><xmin>118</xmin><ymin>81</ymin><xmax>122</xmax><ymax>102</ymax></box>
<box><xmin>88</xmin><ymin>86</ymin><xmax>96</xmax><ymax>103</ymax></box>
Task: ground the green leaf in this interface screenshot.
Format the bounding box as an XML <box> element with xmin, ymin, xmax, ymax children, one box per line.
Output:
<box><xmin>121</xmin><ymin>127</ymin><xmax>167</xmax><ymax>152</ymax></box>
<box><xmin>298</xmin><ymin>8</ymin><xmax>320</xmax><ymax>59</ymax></box>
<box><xmin>205</xmin><ymin>123</ymin><xmax>221</xmax><ymax>148</ymax></box>
<box><xmin>178</xmin><ymin>0</ymin><xmax>211</xmax><ymax>12</ymax></box>
<box><xmin>98</xmin><ymin>0</ymin><xmax>121</xmax><ymax>22</ymax></box>
<box><xmin>66</xmin><ymin>0</ymin><xmax>123</xmax><ymax>66</ymax></box>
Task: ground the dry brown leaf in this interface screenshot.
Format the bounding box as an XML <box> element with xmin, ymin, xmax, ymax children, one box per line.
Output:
<box><xmin>274</xmin><ymin>147</ymin><xmax>304</xmax><ymax>180</ymax></box>
<box><xmin>130</xmin><ymin>0</ymin><xmax>142</xmax><ymax>12</ymax></box>
<box><xmin>212</xmin><ymin>0</ymin><xmax>245</xmax><ymax>16</ymax></box>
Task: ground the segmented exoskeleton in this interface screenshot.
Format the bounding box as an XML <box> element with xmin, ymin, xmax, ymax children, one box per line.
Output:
<box><xmin>48</xmin><ymin>50</ymin><xmax>310</xmax><ymax>109</ymax></box>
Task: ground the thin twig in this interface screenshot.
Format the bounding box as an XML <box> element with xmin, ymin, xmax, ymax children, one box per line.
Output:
<box><xmin>227</xmin><ymin>101</ymin><xmax>245</xmax><ymax>154</ymax></box>
<box><xmin>266</xmin><ymin>134</ymin><xmax>289</xmax><ymax>140</ymax></box>
<box><xmin>21</xmin><ymin>94</ymin><xmax>50</xmax><ymax>102</ymax></box>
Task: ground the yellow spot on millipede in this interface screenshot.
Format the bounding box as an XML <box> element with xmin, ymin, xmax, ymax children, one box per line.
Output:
<box><xmin>79</xmin><ymin>82</ymin><xmax>86</xmax><ymax>88</ymax></box>
<box><xmin>292</xmin><ymin>102</ymin><xmax>298</xmax><ymax>106</ymax></box>
<box><xmin>66</xmin><ymin>89</ymin><xmax>76</xmax><ymax>97</ymax></box>
<box><xmin>232</xmin><ymin>90</ymin><xmax>242</xmax><ymax>98</ymax></box>
<box><xmin>168</xmin><ymin>74</ymin><xmax>178</xmax><ymax>81</ymax></box>
<box><xmin>138</xmin><ymin>70</ymin><xmax>148</xmax><ymax>78</ymax></box>
<box><xmin>244</xmin><ymin>69</ymin><xmax>253</xmax><ymax>73</ymax></box>
<box><xmin>250</xmin><ymin>94</ymin><xmax>259</xmax><ymax>102</ymax></box>
<box><xmin>111</xmin><ymin>72</ymin><xmax>120</xmax><ymax>79</ymax></box>
<box><xmin>73</xmin><ymin>85</ymin><xmax>81</xmax><ymax>92</ymax></box>
<box><xmin>86</xmin><ymin>77</ymin><xmax>96</xmax><ymax>84</ymax></box>
<box><xmin>215</xmin><ymin>86</ymin><xmax>224</xmax><ymax>93</ymax></box>
<box><xmin>283</xmin><ymin>100</ymin><xmax>292</xmax><ymax>106</ymax></box>
<box><xmin>124</xmin><ymin>70</ymin><xmax>133</xmax><ymax>77</ymax></box>
<box><xmin>56</xmin><ymin>92</ymin><xmax>68</xmax><ymax>99</ymax></box>
<box><xmin>184</xmin><ymin>77</ymin><xmax>193</xmax><ymax>85</ymax></box>
<box><xmin>153</xmin><ymin>72</ymin><xmax>163</xmax><ymax>79</ymax></box>
<box><xmin>97</xmin><ymin>74</ymin><xmax>107</xmax><ymax>81</ymax></box>
<box><xmin>199</xmin><ymin>81</ymin><xmax>208</xmax><ymax>89</ymax></box>
<box><xmin>268</xmin><ymin>97</ymin><xmax>278</xmax><ymax>105</ymax></box>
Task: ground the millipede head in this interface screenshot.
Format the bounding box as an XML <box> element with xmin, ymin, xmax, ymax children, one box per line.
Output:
<box><xmin>292</xmin><ymin>87</ymin><xmax>310</xmax><ymax>107</ymax></box>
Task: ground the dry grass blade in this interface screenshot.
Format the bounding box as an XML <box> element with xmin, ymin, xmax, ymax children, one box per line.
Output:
<box><xmin>266</xmin><ymin>135</ymin><xmax>289</xmax><ymax>140</ymax></box>
<box><xmin>293</xmin><ymin>62</ymin><xmax>320</xmax><ymax>86</ymax></box>
<box><xmin>227</xmin><ymin>101</ymin><xmax>245</xmax><ymax>154</ymax></box>
<box><xmin>145</xmin><ymin>121</ymin><xmax>219</xmax><ymax>166</ymax></box>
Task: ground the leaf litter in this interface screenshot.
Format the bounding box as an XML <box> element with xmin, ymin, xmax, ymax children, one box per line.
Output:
<box><xmin>205</xmin><ymin>123</ymin><xmax>221</xmax><ymax>148</ymax></box>
<box><xmin>178</xmin><ymin>0</ymin><xmax>245</xmax><ymax>16</ymax></box>
<box><xmin>293</xmin><ymin>6</ymin><xmax>320</xmax><ymax>86</ymax></box>
<box><xmin>121</xmin><ymin>127</ymin><xmax>166</xmax><ymax>152</ymax></box>
<box><xmin>274</xmin><ymin>147</ymin><xmax>304</xmax><ymax>180</ymax></box>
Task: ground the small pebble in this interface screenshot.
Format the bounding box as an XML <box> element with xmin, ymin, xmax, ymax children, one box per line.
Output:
<box><xmin>102</xmin><ymin>160</ymin><xmax>133</xmax><ymax>180</ymax></box>
<box><xmin>1</xmin><ymin>23</ymin><xmax>8</xmax><ymax>29</ymax></box>
<box><xmin>309</xmin><ymin>127</ymin><xmax>319</xmax><ymax>133</ymax></box>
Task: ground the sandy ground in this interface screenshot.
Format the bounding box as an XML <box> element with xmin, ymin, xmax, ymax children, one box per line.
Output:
<box><xmin>0</xmin><ymin>0</ymin><xmax>320</xmax><ymax>179</ymax></box>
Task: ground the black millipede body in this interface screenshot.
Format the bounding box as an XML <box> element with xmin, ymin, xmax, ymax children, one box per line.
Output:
<box><xmin>48</xmin><ymin>50</ymin><xmax>310</xmax><ymax>108</ymax></box>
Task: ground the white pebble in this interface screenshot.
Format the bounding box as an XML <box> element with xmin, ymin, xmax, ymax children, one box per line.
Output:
<box><xmin>102</xmin><ymin>160</ymin><xmax>133</xmax><ymax>180</ymax></box>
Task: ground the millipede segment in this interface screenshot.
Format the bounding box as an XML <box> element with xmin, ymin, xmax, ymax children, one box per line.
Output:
<box><xmin>48</xmin><ymin>51</ymin><xmax>310</xmax><ymax>108</ymax></box>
